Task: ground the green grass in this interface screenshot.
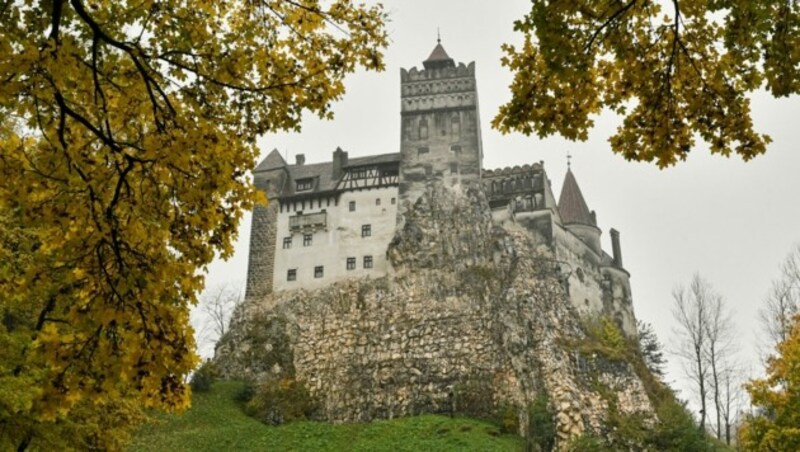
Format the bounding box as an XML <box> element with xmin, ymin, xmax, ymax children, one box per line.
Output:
<box><xmin>129</xmin><ymin>381</ymin><xmax>523</xmax><ymax>451</ymax></box>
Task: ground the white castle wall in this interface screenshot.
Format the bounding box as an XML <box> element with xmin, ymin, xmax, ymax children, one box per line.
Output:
<box><xmin>272</xmin><ymin>187</ymin><xmax>398</xmax><ymax>292</ymax></box>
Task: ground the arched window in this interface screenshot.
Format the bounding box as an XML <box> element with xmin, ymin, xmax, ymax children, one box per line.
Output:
<box><xmin>418</xmin><ymin>118</ymin><xmax>428</xmax><ymax>140</ymax></box>
<box><xmin>451</xmin><ymin>114</ymin><xmax>461</xmax><ymax>137</ymax></box>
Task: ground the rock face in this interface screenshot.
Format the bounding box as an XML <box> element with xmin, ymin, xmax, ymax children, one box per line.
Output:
<box><xmin>215</xmin><ymin>182</ymin><xmax>654</xmax><ymax>446</ymax></box>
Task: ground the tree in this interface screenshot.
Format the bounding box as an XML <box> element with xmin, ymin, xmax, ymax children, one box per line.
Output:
<box><xmin>717</xmin><ymin>364</ymin><xmax>746</xmax><ymax>446</ymax></box>
<box><xmin>494</xmin><ymin>1</ymin><xmax>798</xmax><ymax>167</ymax></box>
<box><xmin>671</xmin><ymin>274</ymin><xmax>736</xmax><ymax>434</ymax></box>
<box><xmin>759</xmin><ymin>245</ymin><xmax>800</xmax><ymax>354</ymax></box>
<box><xmin>199</xmin><ymin>283</ymin><xmax>243</xmax><ymax>345</ymax></box>
<box><xmin>739</xmin><ymin>315</ymin><xmax>800</xmax><ymax>451</ymax></box>
<box><xmin>0</xmin><ymin>1</ymin><xmax>386</xmax><ymax>449</ymax></box>
<box><xmin>637</xmin><ymin>320</ymin><xmax>666</xmax><ymax>377</ymax></box>
<box><xmin>702</xmin><ymin>290</ymin><xmax>736</xmax><ymax>443</ymax></box>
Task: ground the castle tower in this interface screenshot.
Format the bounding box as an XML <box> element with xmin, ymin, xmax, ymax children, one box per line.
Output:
<box><xmin>398</xmin><ymin>41</ymin><xmax>483</xmax><ymax>215</ymax></box>
<box><xmin>245</xmin><ymin>149</ymin><xmax>289</xmax><ymax>301</ymax></box>
<box><xmin>558</xmin><ymin>167</ymin><xmax>602</xmax><ymax>255</ymax></box>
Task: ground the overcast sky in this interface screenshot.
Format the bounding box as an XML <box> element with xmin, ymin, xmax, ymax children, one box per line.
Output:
<box><xmin>199</xmin><ymin>1</ymin><xmax>800</xmax><ymax>405</ymax></box>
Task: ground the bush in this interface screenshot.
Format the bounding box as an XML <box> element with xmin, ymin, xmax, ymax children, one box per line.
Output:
<box><xmin>234</xmin><ymin>380</ymin><xmax>256</xmax><ymax>404</ymax></box>
<box><xmin>497</xmin><ymin>403</ymin><xmax>519</xmax><ymax>434</ymax></box>
<box><xmin>566</xmin><ymin>434</ymin><xmax>614</xmax><ymax>452</ymax></box>
<box><xmin>190</xmin><ymin>360</ymin><xmax>217</xmax><ymax>392</ymax></box>
<box><xmin>527</xmin><ymin>394</ymin><xmax>556</xmax><ymax>452</ymax></box>
<box><xmin>453</xmin><ymin>379</ymin><xmax>494</xmax><ymax>419</ymax></box>
<box><xmin>244</xmin><ymin>378</ymin><xmax>319</xmax><ymax>425</ymax></box>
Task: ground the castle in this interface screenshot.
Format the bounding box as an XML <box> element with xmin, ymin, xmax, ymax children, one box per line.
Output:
<box><xmin>244</xmin><ymin>41</ymin><xmax>636</xmax><ymax>335</ymax></box>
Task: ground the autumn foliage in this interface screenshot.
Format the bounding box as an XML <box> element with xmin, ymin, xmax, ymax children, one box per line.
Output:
<box><xmin>740</xmin><ymin>315</ymin><xmax>800</xmax><ymax>451</ymax></box>
<box><xmin>0</xmin><ymin>0</ymin><xmax>386</xmax><ymax>449</ymax></box>
<box><xmin>495</xmin><ymin>1</ymin><xmax>799</xmax><ymax>167</ymax></box>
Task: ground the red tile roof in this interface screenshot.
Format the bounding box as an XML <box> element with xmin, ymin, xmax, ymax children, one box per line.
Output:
<box><xmin>558</xmin><ymin>168</ymin><xmax>596</xmax><ymax>226</ymax></box>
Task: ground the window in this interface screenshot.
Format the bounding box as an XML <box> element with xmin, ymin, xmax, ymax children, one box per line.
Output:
<box><xmin>296</xmin><ymin>178</ymin><xmax>313</xmax><ymax>191</ymax></box>
<box><xmin>303</xmin><ymin>233</ymin><xmax>312</xmax><ymax>246</ymax></box>
<box><xmin>314</xmin><ymin>266</ymin><xmax>324</xmax><ymax>278</ymax></box>
<box><xmin>282</xmin><ymin>237</ymin><xmax>292</xmax><ymax>249</ymax></box>
<box><xmin>418</xmin><ymin>119</ymin><xmax>428</xmax><ymax>140</ymax></box>
<box><xmin>349</xmin><ymin>201</ymin><xmax>356</xmax><ymax>212</ymax></box>
<box><xmin>363</xmin><ymin>256</ymin><xmax>373</xmax><ymax>269</ymax></box>
<box><xmin>451</xmin><ymin>116</ymin><xmax>461</xmax><ymax>136</ymax></box>
<box><xmin>450</xmin><ymin>145</ymin><xmax>462</xmax><ymax>153</ymax></box>
<box><xmin>450</xmin><ymin>163</ymin><xmax>458</xmax><ymax>174</ymax></box>
<box><xmin>361</xmin><ymin>224</ymin><xmax>371</xmax><ymax>237</ymax></box>
<box><xmin>417</xmin><ymin>146</ymin><xmax>429</xmax><ymax>156</ymax></box>
<box><xmin>287</xmin><ymin>269</ymin><xmax>297</xmax><ymax>281</ymax></box>
<box><xmin>346</xmin><ymin>257</ymin><xmax>356</xmax><ymax>270</ymax></box>
<box><xmin>391</xmin><ymin>197</ymin><xmax>396</xmax><ymax>205</ymax></box>
<box><xmin>376</xmin><ymin>198</ymin><xmax>381</xmax><ymax>206</ymax></box>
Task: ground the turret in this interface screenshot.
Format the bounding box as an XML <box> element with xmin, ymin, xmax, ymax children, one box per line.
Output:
<box><xmin>558</xmin><ymin>167</ymin><xmax>602</xmax><ymax>255</ymax></box>
<box><xmin>245</xmin><ymin>148</ymin><xmax>289</xmax><ymax>301</ymax></box>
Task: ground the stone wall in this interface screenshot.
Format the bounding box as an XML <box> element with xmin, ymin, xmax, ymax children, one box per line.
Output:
<box><xmin>217</xmin><ymin>182</ymin><xmax>653</xmax><ymax>447</ymax></box>
<box><xmin>244</xmin><ymin>173</ymin><xmax>280</xmax><ymax>301</ymax></box>
<box><xmin>398</xmin><ymin>62</ymin><xmax>483</xmax><ymax>220</ymax></box>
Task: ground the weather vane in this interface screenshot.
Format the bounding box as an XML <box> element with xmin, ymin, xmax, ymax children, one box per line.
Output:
<box><xmin>567</xmin><ymin>151</ymin><xmax>572</xmax><ymax>169</ymax></box>
<box><xmin>437</xmin><ymin>28</ymin><xmax>441</xmax><ymax>44</ymax></box>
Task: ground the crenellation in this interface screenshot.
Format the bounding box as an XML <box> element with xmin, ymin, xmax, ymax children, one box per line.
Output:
<box><xmin>234</xmin><ymin>41</ymin><xmax>645</xmax><ymax>441</ymax></box>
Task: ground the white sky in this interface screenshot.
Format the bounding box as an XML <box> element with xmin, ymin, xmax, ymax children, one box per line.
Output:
<box><xmin>199</xmin><ymin>1</ymin><xmax>800</xmax><ymax>407</ymax></box>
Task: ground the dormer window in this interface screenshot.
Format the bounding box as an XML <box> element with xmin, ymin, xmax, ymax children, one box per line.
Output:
<box><xmin>296</xmin><ymin>178</ymin><xmax>313</xmax><ymax>191</ymax></box>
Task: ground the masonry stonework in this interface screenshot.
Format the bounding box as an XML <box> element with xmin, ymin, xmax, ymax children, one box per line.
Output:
<box><xmin>227</xmin><ymin>42</ymin><xmax>651</xmax><ymax>448</ymax></box>
<box><xmin>218</xmin><ymin>184</ymin><xmax>653</xmax><ymax>446</ymax></box>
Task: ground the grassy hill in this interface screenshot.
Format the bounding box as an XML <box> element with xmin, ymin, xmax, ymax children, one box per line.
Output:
<box><xmin>129</xmin><ymin>381</ymin><xmax>523</xmax><ymax>451</ymax></box>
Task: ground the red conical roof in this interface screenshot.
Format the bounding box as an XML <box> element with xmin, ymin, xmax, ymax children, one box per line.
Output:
<box><xmin>558</xmin><ymin>168</ymin><xmax>596</xmax><ymax>226</ymax></box>
<box><xmin>423</xmin><ymin>42</ymin><xmax>455</xmax><ymax>69</ymax></box>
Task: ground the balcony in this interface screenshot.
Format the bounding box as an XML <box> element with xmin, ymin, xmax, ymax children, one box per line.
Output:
<box><xmin>289</xmin><ymin>211</ymin><xmax>327</xmax><ymax>231</ymax></box>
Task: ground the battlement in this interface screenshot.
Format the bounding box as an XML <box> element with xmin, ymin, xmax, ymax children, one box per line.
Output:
<box><xmin>400</xmin><ymin>61</ymin><xmax>476</xmax><ymax>82</ymax></box>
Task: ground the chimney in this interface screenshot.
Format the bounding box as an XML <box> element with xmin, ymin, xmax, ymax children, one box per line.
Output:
<box><xmin>295</xmin><ymin>154</ymin><xmax>305</xmax><ymax>166</ymax></box>
<box><xmin>610</xmin><ymin>228</ymin><xmax>623</xmax><ymax>268</ymax></box>
<box><xmin>332</xmin><ymin>147</ymin><xmax>348</xmax><ymax>180</ymax></box>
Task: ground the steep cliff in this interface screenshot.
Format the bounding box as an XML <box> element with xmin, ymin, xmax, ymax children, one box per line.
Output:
<box><xmin>215</xmin><ymin>182</ymin><xmax>655</xmax><ymax>447</ymax></box>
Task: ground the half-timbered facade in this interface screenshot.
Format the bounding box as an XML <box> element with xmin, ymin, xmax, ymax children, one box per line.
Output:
<box><xmin>248</xmin><ymin>147</ymin><xmax>401</xmax><ymax>293</ymax></box>
<box><xmin>246</xmin><ymin>41</ymin><xmax>632</xmax><ymax>330</ymax></box>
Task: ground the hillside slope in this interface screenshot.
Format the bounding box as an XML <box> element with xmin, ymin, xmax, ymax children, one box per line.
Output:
<box><xmin>129</xmin><ymin>381</ymin><xmax>522</xmax><ymax>452</ymax></box>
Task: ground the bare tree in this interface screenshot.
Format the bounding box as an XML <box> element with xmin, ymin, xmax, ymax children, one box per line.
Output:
<box><xmin>717</xmin><ymin>364</ymin><xmax>746</xmax><ymax>445</ymax></box>
<box><xmin>703</xmin><ymin>294</ymin><xmax>736</xmax><ymax>442</ymax></box>
<box><xmin>759</xmin><ymin>245</ymin><xmax>800</xmax><ymax>353</ymax></box>
<box><xmin>199</xmin><ymin>283</ymin><xmax>243</xmax><ymax>344</ymax></box>
<box><xmin>672</xmin><ymin>273</ymin><xmax>740</xmax><ymax>440</ymax></box>
<box><xmin>672</xmin><ymin>274</ymin><xmax>712</xmax><ymax>431</ymax></box>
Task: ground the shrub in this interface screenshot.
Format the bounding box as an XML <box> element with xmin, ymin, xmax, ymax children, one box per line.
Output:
<box><xmin>190</xmin><ymin>360</ymin><xmax>217</xmax><ymax>393</ymax></box>
<box><xmin>234</xmin><ymin>380</ymin><xmax>256</xmax><ymax>404</ymax></box>
<box><xmin>453</xmin><ymin>379</ymin><xmax>494</xmax><ymax>419</ymax></box>
<box><xmin>244</xmin><ymin>378</ymin><xmax>319</xmax><ymax>425</ymax></box>
<box><xmin>566</xmin><ymin>434</ymin><xmax>614</xmax><ymax>452</ymax></box>
<box><xmin>497</xmin><ymin>403</ymin><xmax>519</xmax><ymax>434</ymax></box>
<box><xmin>527</xmin><ymin>394</ymin><xmax>556</xmax><ymax>452</ymax></box>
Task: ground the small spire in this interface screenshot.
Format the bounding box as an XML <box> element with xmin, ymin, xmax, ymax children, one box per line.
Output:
<box><xmin>437</xmin><ymin>28</ymin><xmax>441</xmax><ymax>44</ymax></box>
<box><xmin>566</xmin><ymin>151</ymin><xmax>572</xmax><ymax>169</ymax></box>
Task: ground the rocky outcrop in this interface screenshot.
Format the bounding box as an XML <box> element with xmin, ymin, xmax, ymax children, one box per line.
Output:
<box><xmin>215</xmin><ymin>182</ymin><xmax>654</xmax><ymax>447</ymax></box>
